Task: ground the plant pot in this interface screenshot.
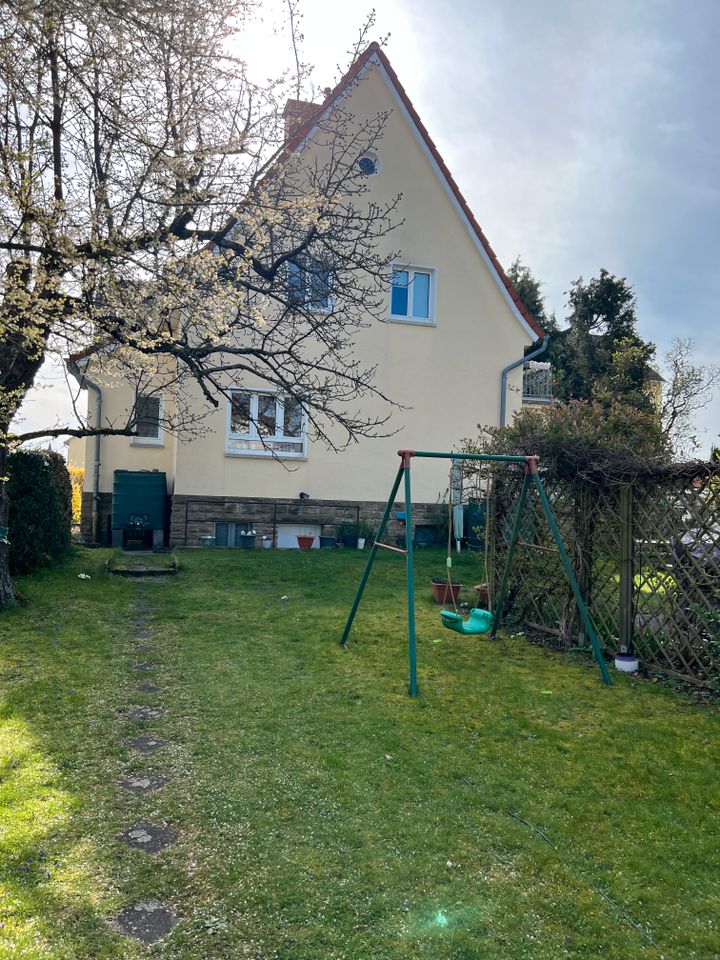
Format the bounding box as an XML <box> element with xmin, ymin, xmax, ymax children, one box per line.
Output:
<box><xmin>319</xmin><ymin>536</ymin><xmax>336</xmax><ymax>550</ymax></box>
<box><xmin>297</xmin><ymin>534</ymin><xmax>315</xmax><ymax>550</ymax></box>
<box><xmin>342</xmin><ymin>534</ymin><xmax>358</xmax><ymax>549</ymax></box>
<box><xmin>357</xmin><ymin>538</ymin><xmax>366</xmax><ymax>549</ymax></box>
<box><xmin>261</xmin><ymin>538</ymin><xmax>273</xmax><ymax>549</ymax></box>
<box><xmin>431</xmin><ymin>579</ymin><xmax>462</xmax><ymax>605</ymax></box>
<box><xmin>237</xmin><ymin>534</ymin><xmax>256</xmax><ymax>549</ymax></box>
<box><xmin>615</xmin><ymin>654</ymin><xmax>639</xmax><ymax>673</ymax></box>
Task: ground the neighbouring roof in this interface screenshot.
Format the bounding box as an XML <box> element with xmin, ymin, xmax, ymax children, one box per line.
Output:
<box><xmin>281</xmin><ymin>41</ymin><xmax>545</xmax><ymax>340</ymax></box>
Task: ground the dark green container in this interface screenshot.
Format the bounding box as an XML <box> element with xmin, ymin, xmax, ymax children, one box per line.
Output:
<box><xmin>465</xmin><ymin>501</ymin><xmax>487</xmax><ymax>550</ymax></box>
<box><xmin>112</xmin><ymin>470</ymin><xmax>167</xmax><ymax>531</ymax></box>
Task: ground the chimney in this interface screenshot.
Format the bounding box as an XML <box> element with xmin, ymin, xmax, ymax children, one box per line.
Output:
<box><xmin>282</xmin><ymin>98</ymin><xmax>320</xmax><ymax>141</ymax></box>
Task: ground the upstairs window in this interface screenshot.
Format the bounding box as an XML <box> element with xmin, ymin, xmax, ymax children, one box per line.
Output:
<box><xmin>132</xmin><ymin>394</ymin><xmax>163</xmax><ymax>445</ymax></box>
<box><xmin>390</xmin><ymin>267</ymin><xmax>434</xmax><ymax>324</ymax></box>
<box><xmin>227</xmin><ymin>390</ymin><xmax>306</xmax><ymax>458</ymax></box>
<box><xmin>287</xmin><ymin>258</ymin><xmax>333</xmax><ymax>312</ymax></box>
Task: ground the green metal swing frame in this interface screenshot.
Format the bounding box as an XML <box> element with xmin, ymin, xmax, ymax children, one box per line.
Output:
<box><xmin>340</xmin><ymin>449</ymin><xmax>612</xmax><ymax>695</ymax></box>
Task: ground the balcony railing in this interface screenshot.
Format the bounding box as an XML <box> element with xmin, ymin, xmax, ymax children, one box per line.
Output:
<box><xmin>522</xmin><ymin>361</ymin><xmax>553</xmax><ymax>403</ymax></box>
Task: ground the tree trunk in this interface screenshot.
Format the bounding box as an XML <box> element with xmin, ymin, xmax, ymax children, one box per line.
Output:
<box><xmin>0</xmin><ymin>428</ymin><xmax>15</xmax><ymax>608</ymax></box>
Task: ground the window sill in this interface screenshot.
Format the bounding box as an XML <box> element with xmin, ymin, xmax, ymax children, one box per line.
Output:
<box><xmin>225</xmin><ymin>447</ymin><xmax>307</xmax><ymax>461</ymax></box>
<box><xmin>131</xmin><ymin>438</ymin><xmax>164</xmax><ymax>447</ymax></box>
<box><xmin>388</xmin><ymin>314</ymin><xmax>436</xmax><ymax>326</ymax></box>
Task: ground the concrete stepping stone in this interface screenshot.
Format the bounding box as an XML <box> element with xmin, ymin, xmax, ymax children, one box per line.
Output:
<box><xmin>118</xmin><ymin>820</ymin><xmax>179</xmax><ymax>854</ymax></box>
<box><xmin>126</xmin><ymin>735</ymin><xmax>167</xmax><ymax>754</ymax></box>
<box><xmin>118</xmin><ymin>773</ymin><xmax>167</xmax><ymax>794</ymax></box>
<box><xmin>112</xmin><ymin>899</ymin><xmax>178</xmax><ymax>944</ymax></box>
<box><xmin>126</xmin><ymin>705</ymin><xmax>164</xmax><ymax>721</ymax></box>
<box><xmin>136</xmin><ymin>683</ymin><xmax>161</xmax><ymax>694</ymax></box>
<box><xmin>136</xmin><ymin>643</ymin><xmax>155</xmax><ymax>653</ymax></box>
<box><xmin>134</xmin><ymin>603</ymin><xmax>152</xmax><ymax>614</ymax></box>
<box><xmin>135</xmin><ymin>629</ymin><xmax>152</xmax><ymax>640</ymax></box>
<box><xmin>132</xmin><ymin>661</ymin><xmax>157</xmax><ymax>671</ymax></box>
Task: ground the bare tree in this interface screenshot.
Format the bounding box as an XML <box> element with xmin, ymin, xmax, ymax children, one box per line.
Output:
<box><xmin>661</xmin><ymin>338</ymin><xmax>719</xmax><ymax>457</ymax></box>
<box><xmin>0</xmin><ymin>0</ymin><xmax>401</xmax><ymax>605</ymax></box>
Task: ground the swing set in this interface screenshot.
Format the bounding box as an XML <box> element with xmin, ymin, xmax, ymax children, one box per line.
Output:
<box><xmin>340</xmin><ymin>449</ymin><xmax>612</xmax><ymax>695</ymax></box>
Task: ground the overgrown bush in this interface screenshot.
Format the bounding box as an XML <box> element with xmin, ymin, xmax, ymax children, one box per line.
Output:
<box><xmin>465</xmin><ymin>399</ymin><xmax>672</xmax><ymax>481</ymax></box>
<box><xmin>7</xmin><ymin>450</ymin><xmax>72</xmax><ymax>574</ymax></box>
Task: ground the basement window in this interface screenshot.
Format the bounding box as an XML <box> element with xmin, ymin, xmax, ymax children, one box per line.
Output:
<box><xmin>226</xmin><ymin>389</ymin><xmax>306</xmax><ymax>458</ymax></box>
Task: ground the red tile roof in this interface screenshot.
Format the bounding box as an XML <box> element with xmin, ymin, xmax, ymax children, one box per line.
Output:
<box><xmin>283</xmin><ymin>42</ymin><xmax>544</xmax><ymax>339</ymax></box>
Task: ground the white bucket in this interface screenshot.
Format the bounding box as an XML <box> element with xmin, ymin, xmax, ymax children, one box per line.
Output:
<box><xmin>615</xmin><ymin>655</ymin><xmax>639</xmax><ymax>673</ymax></box>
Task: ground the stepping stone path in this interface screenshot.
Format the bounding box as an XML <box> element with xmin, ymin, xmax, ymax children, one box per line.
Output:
<box><xmin>112</xmin><ymin>900</ymin><xmax>178</xmax><ymax>944</ymax></box>
<box><xmin>132</xmin><ymin>660</ymin><xmax>157</xmax><ymax>671</ymax></box>
<box><xmin>126</xmin><ymin>734</ymin><xmax>167</xmax><ymax>754</ymax></box>
<box><xmin>111</xmin><ymin>577</ymin><xmax>181</xmax><ymax>945</ymax></box>
<box><xmin>118</xmin><ymin>773</ymin><xmax>167</xmax><ymax>794</ymax></box>
<box><xmin>126</xmin><ymin>705</ymin><xmax>164</xmax><ymax>721</ymax></box>
<box><xmin>118</xmin><ymin>820</ymin><xmax>179</xmax><ymax>854</ymax></box>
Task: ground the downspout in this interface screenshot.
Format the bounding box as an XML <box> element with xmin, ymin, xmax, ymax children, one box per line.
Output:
<box><xmin>67</xmin><ymin>359</ymin><xmax>103</xmax><ymax>543</ymax></box>
<box><xmin>499</xmin><ymin>337</ymin><xmax>548</xmax><ymax>428</ymax></box>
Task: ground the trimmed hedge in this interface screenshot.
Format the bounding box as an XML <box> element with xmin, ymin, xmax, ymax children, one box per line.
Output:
<box><xmin>7</xmin><ymin>450</ymin><xmax>72</xmax><ymax>574</ymax></box>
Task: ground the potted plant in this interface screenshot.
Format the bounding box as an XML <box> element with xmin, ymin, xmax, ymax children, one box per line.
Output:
<box><xmin>431</xmin><ymin>577</ymin><xmax>462</xmax><ymax>605</ymax></box>
<box><xmin>356</xmin><ymin>520</ymin><xmax>376</xmax><ymax>549</ymax></box>
<box><xmin>319</xmin><ymin>525</ymin><xmax>336</xmax><ymax>550</ymax></box>
<box><xmin>339</xmin><ymin>524</ymin><xmax>359</xmax><ymax>549</ymax></box>
<box><xmin>237</xmin><ymin>528</ymin><xmax>257</xmax><ymax>549</ymax></box>
<box><xmin>296</xmin><ymin>533</ymin><xmax>315</xmax><ymax>550</ymax></box>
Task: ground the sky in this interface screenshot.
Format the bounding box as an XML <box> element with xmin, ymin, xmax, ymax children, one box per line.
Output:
<box><xmin>16</xmin><ymin>0</ymin><xmax>719</xmax><ymax>453</ymax></box>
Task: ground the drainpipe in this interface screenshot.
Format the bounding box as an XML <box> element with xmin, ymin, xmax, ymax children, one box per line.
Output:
<box><xmin>499</xmin><ymin>337</ymin><xmax>549</xmax><ymax>428</ymax></box>
<box><xmin>67</xmin><ymin>359</ymin><xmax>103</xmax><ymax>543</ymax></box>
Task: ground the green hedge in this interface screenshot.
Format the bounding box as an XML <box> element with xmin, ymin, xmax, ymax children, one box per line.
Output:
<box><xmin>7</xmin><ymin>450</ymin><xmax>72</xmax><ymax>575</ymax></box>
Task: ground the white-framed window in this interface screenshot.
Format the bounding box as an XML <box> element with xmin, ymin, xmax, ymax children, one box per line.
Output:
<box><xmin>226</xmin><ymin>389</ymin><xmax>307</xmax><ymax>458</ymax></box>
<box><xmin>287</xmin><ymin>257</ymin><xmax>333</xmax><ymax>312</ymax></box>
<box><xmin>131</xmin><ymin>394</ymin><xmax>164</xmax><ymax>446</ymax></box>
<box><xmin>389</xmin><ymin>266</ymin><xmax>435</xmax><ymax>324</ymax></box>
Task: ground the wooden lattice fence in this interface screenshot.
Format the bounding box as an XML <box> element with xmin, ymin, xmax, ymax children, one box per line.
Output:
<box><xmin>490</xmin><ymin>462</ymin><xmax>720</xmax><ymax>688</ymax></box>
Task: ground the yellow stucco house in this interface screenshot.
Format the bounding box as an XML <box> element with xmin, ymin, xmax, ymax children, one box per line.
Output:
<box><xmin>68</xmin><ymin>43</ymin><xmax>544</xmax><ymax>548</ymax></box>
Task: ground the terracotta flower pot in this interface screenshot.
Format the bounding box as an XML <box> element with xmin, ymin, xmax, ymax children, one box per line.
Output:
<box><xmin>297</xmin><ymin>534</ymin><xmax>315</xmax><ymax>551</ymax></box>
<box><xmin>431</xmin><ymin>580</ymin><xmax>462</xmax><ymax>605</ymax></box>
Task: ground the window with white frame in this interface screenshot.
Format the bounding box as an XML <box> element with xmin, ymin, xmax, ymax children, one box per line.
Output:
<box><xmin>226</xmin><ymin>390</ymin><xmax>306</xmax><ymax>457</ymax></box>
<box><xmin>287</xmin><ymin>258</ymin><xmax>333</xmax><ymax>312</ymax></box>
<box><xmin>389</xmin><ymin>267</ymin><xmax>434</xmax><ymax>323</ymax></box>
<box><xmin>132</xmin><ymin>394</ymin><xmax>163</xmax><ymax>445</ymax></box>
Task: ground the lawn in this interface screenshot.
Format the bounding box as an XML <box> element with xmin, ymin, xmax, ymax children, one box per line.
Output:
<box><xmin>0</xmin><ymin>547</ymin><xmax>718</xmax><ymax>959</ymax></box>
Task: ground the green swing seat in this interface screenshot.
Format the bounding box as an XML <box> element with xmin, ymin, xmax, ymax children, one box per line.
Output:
<box><xmin>440</xmin><ymin>607</ymin><xmax>494</xmax><ymax>635</ymax></box>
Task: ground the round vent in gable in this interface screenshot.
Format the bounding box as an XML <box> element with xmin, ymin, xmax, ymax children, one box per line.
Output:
<box><xmin>356</xmin><ymin>150</ymin><xmax>382</xmax><ymax>176</ymax></box>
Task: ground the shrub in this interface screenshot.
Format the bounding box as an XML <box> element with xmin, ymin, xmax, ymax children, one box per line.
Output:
<box><xmin>7</xmin><ymin>450</ymin><xmax>72</xmax><ymax>574</ymax></box>
<box><xmin>465</xmin><ymin>399</ymin><xmax>672</xmax><ymax>481</ymax></box>
<box><xmin>68</xmin><ymin>467</ymin><xmax>84</xmax><ymax>525</ymax></box>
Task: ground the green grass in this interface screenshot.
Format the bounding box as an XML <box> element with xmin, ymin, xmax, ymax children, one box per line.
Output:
<box><xmin>1</xmin><ymin>547</ymin><xmax>718</xmax><ymax>959</ymax></box>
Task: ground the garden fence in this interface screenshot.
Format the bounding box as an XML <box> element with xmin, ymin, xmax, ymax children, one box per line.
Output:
<box><xmin>489</xmin><ymin>461</ymin><xmax>720</xmax><ymax>688</ymax></box>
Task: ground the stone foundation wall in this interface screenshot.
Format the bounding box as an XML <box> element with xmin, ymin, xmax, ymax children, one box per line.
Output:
<box><xmin>80</xmin><ymin>491</ymin><xmax>113</xmax><ymax>545</ymax></box>
<box><xmin>170</xmin><ymin>494</ymin><xmax>442</xmax><ymax>548</ymax></box>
